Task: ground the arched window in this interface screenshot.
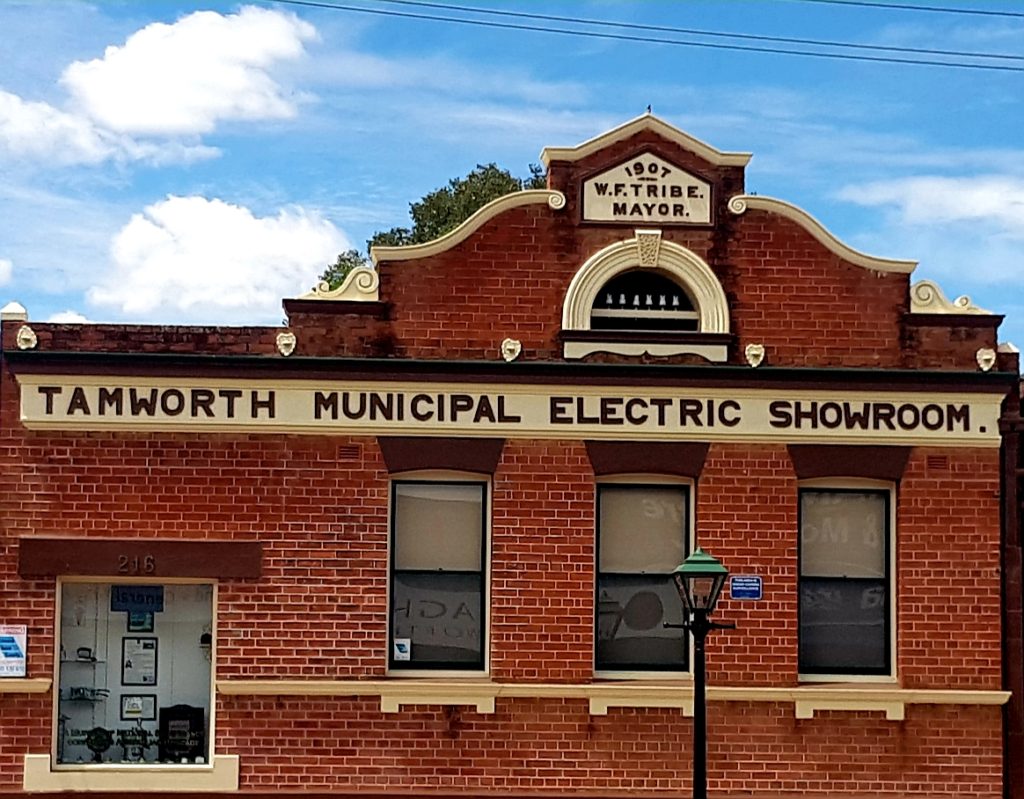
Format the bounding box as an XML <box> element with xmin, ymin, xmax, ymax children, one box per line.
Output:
<box><xmin>590</xmin><ymin>270</ymin><xmax>699</xmax><ymax>332</ymax></box>
<box><xmin>561</xmin><ymin>230</ymin><xmax>730</xmax><ymax>361</ymax></box>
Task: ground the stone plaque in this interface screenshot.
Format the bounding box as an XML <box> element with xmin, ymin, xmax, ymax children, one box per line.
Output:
<box><xmin>583</xmin><ymin>153</ymin><xmax>711</xmax><ymax>224</ymax></box>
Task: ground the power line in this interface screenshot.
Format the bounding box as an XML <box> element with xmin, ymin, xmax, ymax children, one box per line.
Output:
<box><xmin>784</xmin><ymin>0</ymin><xmax>1024</xmax><ymax>19</ymax></box>
<box><xmin>375</xmin><ymin>0</ymin><xmax>1024</xmax><ymax>62</ymax></box>
<box><xmin>267</xmin><ymin>0</ymin><xmax>1024</xmax><ymax>72</ymax></box>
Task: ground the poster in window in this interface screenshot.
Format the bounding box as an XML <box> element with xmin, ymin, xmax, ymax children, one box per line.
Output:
<box><xmin>127</xmin><ymin>612</ymin><xmax>154</xmax><ymax>633</ymax></box>
<box><xmin>120</xmin><ymin>693</ymin><xmax>157</xmax><ymax>721</ymax></box>
<box><xmin>121</xmin><ymin>637</ymin><xmax>158</xmax><ymax>686</ymax></box>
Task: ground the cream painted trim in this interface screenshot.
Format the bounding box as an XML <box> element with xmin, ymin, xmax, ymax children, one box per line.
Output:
<box><xmin>798</xmin><ymin>674</ymin><xmax>899</xmax><ymax>685</ymax></box>
<box><xmin>728</xmin><ymin>195</ymin><xmax>917</xmax><ymax>275</ymax></box>
<box><xmin>1</xmin><ymin>300</ymin><xmax>28</xmax><ymax>321</ymax></box>
<box><xmin>23</xmin><ymin>754</ymin><xmax>239</xmax><ymax>792</ymax></box>
<box><xmin>379</xmin><ymin>683</ymin><xmax>496</xmax><ymax>714</ymax></box>
<box><xmin>297</xmin><ymin>267</ymin><xmax>380</xmax><ymax>302</ymax></box>
<box><xmin>714</xmin><ymin>686</ymin><xmax>1010</xmax><ymax>722</ymax></box>
<box><xmin>910</xmin><ymin>279</ymin><xmax>993</xmax><ymax>315</ymax></box>
<box><xmin>540</xmin><ymin>113</ymin><xmax>752</xmax><ymax>168</ymax></box>
<box><xmin>216</xmin><ymin>679</ymin><xmax>1009</xmax><ymax>721</ymax></box>
<box><xmin>796</xmin><ymin>697</ymin><xmax>903</xmax><ymax>720</ymax></box>
<box><xmin>593</xmin><ymin>670</ymin><xmax>691</xmax><ymax>682</ymax></box>
<box><xmin>563</xmin><ymin>340</ymin><xmax>728</xmax><ymax>362</ymax></box>
<box><xmin>562</xmin><ymin>233</ymin><xmax>730</xmax><ymax>334</ymax></box>
<box><xmin>18</xmin><ymin>376</ymin><xmax>1003</xmax><ymax>448</ymax></box>
<box><xmin>0</xmin><ymin>678</ymin><xmax>51</xmax><ymax>693</ymax></box>
<box><xmin>370</xmin><ymin>190</ymin><xmax>566</xmax><ymax>265</ymax></box>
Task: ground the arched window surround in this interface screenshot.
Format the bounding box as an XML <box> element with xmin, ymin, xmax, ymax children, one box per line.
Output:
<box><xmin>561</xmin><ymin>230</ymin><xmax>731</xmax><ymax>361</ymax></box>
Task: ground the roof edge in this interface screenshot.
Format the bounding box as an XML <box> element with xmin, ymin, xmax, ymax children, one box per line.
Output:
<box><xmin>728</xmin><ymin>195</ymin><xmax>917</xmax><ymax>275</ymax></box>
<box><xmin>540</xmin><ymin>113</ymin><xmax>752</xmax><ymax>168</ymax></box>
<box><xmin>370</xmin><ymin>190</ymin><xmax>566</xmax><ymax>265</ymax></box>
<box><xmin>5</xmin><ymin>350</ymin><xmax>1017</xmax><ymax>389</ymax></box>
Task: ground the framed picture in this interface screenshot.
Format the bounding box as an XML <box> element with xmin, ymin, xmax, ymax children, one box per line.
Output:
<box><xmin>121</xmin><ymin>637</ymin><xmax>158</xmax><ymax>686</ymax></box>
<box><xmin>127</xmin><ymin>612</ymin><xmax>154</xmax><ymax>633</ymax></box>
<box><xmin>120</xmin><ymin>693</ymin><xmax>157</xmax><ymax>721</ymax></box>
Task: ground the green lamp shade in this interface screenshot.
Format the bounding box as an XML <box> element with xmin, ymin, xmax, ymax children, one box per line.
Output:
<box><xmin>673</xmin><ymin>547</ymin><xmax>728</xmax><ymax>614</ymax></box>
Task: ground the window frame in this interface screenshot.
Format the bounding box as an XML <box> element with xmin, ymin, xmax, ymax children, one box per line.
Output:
<box><xmin>797</xmin><ymin>478</ymin><xmax>897</xmax><ymax>682</ymax></box>
<box><xmin>594</xmin><ymin>476</ymin><xmax>693</xmax><ymax>679</ymax></box>
<box><xmin>387</xmin><ymin>472</ymin><xmax>490</xmax><ymax>676</ymax></box>
<box><xmin>51</xmin><ymin>576</ymin><xmax>218</xmax><ymax>771</ymax></box>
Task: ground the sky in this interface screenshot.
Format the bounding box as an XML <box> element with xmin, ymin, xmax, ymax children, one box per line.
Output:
<box><xmin>1</xmin><ymin>0</ymin><xmax>1022</xmax><ymax>345</ymax></box>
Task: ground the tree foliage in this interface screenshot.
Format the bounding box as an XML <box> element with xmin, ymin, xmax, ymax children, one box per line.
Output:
<box><xmin>318</xmin><ymin>250</ymin><xmax>369</xmax><ymax>292</ymax></box>
<box><xmin>320</xmin><ymin>163</ymin><xmax>546</xmax><ymax>289</ymax></box>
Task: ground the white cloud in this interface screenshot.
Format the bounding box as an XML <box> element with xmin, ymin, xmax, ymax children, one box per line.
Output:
<box><xmin>312</xmin><ymin>50</ymin><xmax>586</xmax><ymax>106</ymax></box>
<box><xmin>833</xmin><ymin>175</ymin><xmax>1024</xmax><ymax>291</ymax></box>
<box><xmin>0</xmin><ymin>6</ymin><xmax>313</xmax><ymax>167</ymax></box>
<box><xmin>61</xmin><ymin>6</ymin><xmax>316</xmax><ymax>136</ymax></box>
<box><xmin>873</xmin><ymin>20</ymin><xmax>1024</xmax><ymax>50</ymax></box>
<box><xmin>87</xmin><ymin>195</ymin><xmax>349</xmax><ymax>323</ymax></box>
<box><xmin>46</xmin><ymin>310</ymin><xmax>91</xmax><ymax>323</ymax></box>
<box><xmin>0</xmin><ymin>90</ymin><xmax>115</xmax><ymax>164</ymax></box>
<box><xmin>0</xmin><ymin>89</ymin><xmax>220</xmax><ymax>167</ymax></box>
<box><xmin>837</xmin><ymin>175</ymin><xmax>1024</xmax><ymax>239</ymax></box>
<box><xmin>0</xmin><ymin>257</ymin><xmax>11</xmax><ymax>286</ymax></box>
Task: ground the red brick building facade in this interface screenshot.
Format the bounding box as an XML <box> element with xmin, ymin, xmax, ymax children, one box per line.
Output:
<box><xmin>1</xmin><ymin>115</ymin><xmax>1021</xmax><ymax>799</ymax></box>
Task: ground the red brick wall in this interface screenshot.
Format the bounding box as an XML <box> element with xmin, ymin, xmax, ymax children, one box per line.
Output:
<box><xmin>898</xmin><ymin>447</ymin><xmax>1002</xmax><ymax>689</ymax></box>
<box><xmin>0</xmin><ymin>323</ymin><xmax>280</xmax><ymax>355</ymax></box>
<box><xmin>0</xmin><ymin>361</ymin><xmax>1005</xmax><ymax>797</ymax></box>
<box><xmin>367</xmin><ymin>198</ymin><xmax>990</xmax><ymax>373</ymax></box>
<box><xmin>725</xmin><ymin>211</ymin><xmax>908</xmax><ymax>368</ymax></box>
<box><xmin>212</xmin><ymin>698</ymin><xmax>1001</xmax><ymax>795</ymax></box>
<box><xmin>699</xmin><ymin>444</ymin><xmax>799</xmax><ymax>686</ymax></box>
<box><xmin>490</xmin><ymin>440</ymin><xmax>594</xmax><ymax>683</ymax></box>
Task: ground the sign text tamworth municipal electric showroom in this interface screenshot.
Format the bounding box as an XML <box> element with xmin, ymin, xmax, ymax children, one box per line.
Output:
<box><xmin>24</xmin><ymin>384</ymin><xmax>988</xmax><ymax>437</ymax></box>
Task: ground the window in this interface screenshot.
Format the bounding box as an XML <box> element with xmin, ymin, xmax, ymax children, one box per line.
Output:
<box><xmin>591</xmin><ymin>270</ymin><xmax>699</xmax><ymax>332</ymax></box>
<box><xmin>56</xmin><ymin>582</ymin><xmax>213</xmax><ymax>766</ymax></box>
<box><xmin>596</xmin><ymin>484</ymin><xmax>689</xmax><ymax>672</ymax></box>
<box><xmin>799</xmin><ymin>488</ymin><xmax>892</xmax><ymax>676</ymax></box>
<box><xmin>389</xmin><ymin>480</ymin><xmax>486</xmax><ymax>670</ymax></box>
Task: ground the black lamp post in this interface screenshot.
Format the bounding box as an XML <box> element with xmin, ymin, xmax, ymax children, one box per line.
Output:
<box><xmin>672</xmin><ymin>548</ymin><xmax>731</xmax><ymax>799</ymax></box>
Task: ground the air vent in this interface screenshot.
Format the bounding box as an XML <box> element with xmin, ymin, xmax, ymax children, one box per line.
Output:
<box><xmin>590</xmin><ymin>270</ymin><xmax>699</xmax><ymax>332</ymax></box>
<box><xmin>337</xmin><ymin>444</ymin><xmax>362</xmax><ymax>461</ymax></box>
<box><xmin>926</xmin><ymin>455</ymin><xmax>949</xmax><ymax>471</ymax></box>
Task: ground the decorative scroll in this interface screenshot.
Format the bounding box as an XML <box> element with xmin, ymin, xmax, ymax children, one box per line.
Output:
<box><xmin>299</xmin><ymin>267</ymin><xmax>380</xmax><ymax>302</ymax></box>
<box><xmin>910</xmin><ymin>279</ymin><xmax>992</xmax><ymax>315</ymax></box>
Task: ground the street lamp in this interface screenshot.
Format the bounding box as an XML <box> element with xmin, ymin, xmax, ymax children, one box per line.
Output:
<box><xmin>672</xmin><ymin>547</ymin><xmax>732</xmax><ymax>799</ymax></box>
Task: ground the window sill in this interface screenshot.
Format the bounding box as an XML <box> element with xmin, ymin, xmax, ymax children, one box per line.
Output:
<box><xmin>216</xmin><ymin>679</ymin><xmax>1010</xmax><ymax>720</ymax></box>
<box><xmin>22</xmin><ymin>754</ymin><xmax>239</xmax><ymax>792</ymax></box>
<box><xmin>0</xmin><ymin>678</ymin><xmax>51</xmax><ymax>694</ymax></box>
<box><xmin>217</xmin><ymin>678</ymin><xmax>694</xmax><ymax>715</ymax></box>
<box><xmin>560</xmin><ymin>330</ymin><xmax>731</xmax><ymax>362</ymax></box>
<box><xmin>714</xmin><ymin>685</ymin><xmax>1010</xmax><ymax>722</ymax></box>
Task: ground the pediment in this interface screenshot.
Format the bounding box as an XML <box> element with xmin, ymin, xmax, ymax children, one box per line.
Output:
<box><xmin>541</xmin><ymin>113</ymin><xmax>751</xmax><ymax>168</ymax></box>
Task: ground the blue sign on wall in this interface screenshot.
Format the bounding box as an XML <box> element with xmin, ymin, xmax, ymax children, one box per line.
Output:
<box><xmin>110</xmin><ymin>585</ymin><xmax>164</xmax><ymax>612</ymax></box>
<box><xmin>730</xmin><ymin>576</ymin><xmax>763</xmax><ymax>601</ymax></box>
<box><xmin>0</xmin><ymin>636</ymin><xmax>24</xmax><ymax>659</ymax></box>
